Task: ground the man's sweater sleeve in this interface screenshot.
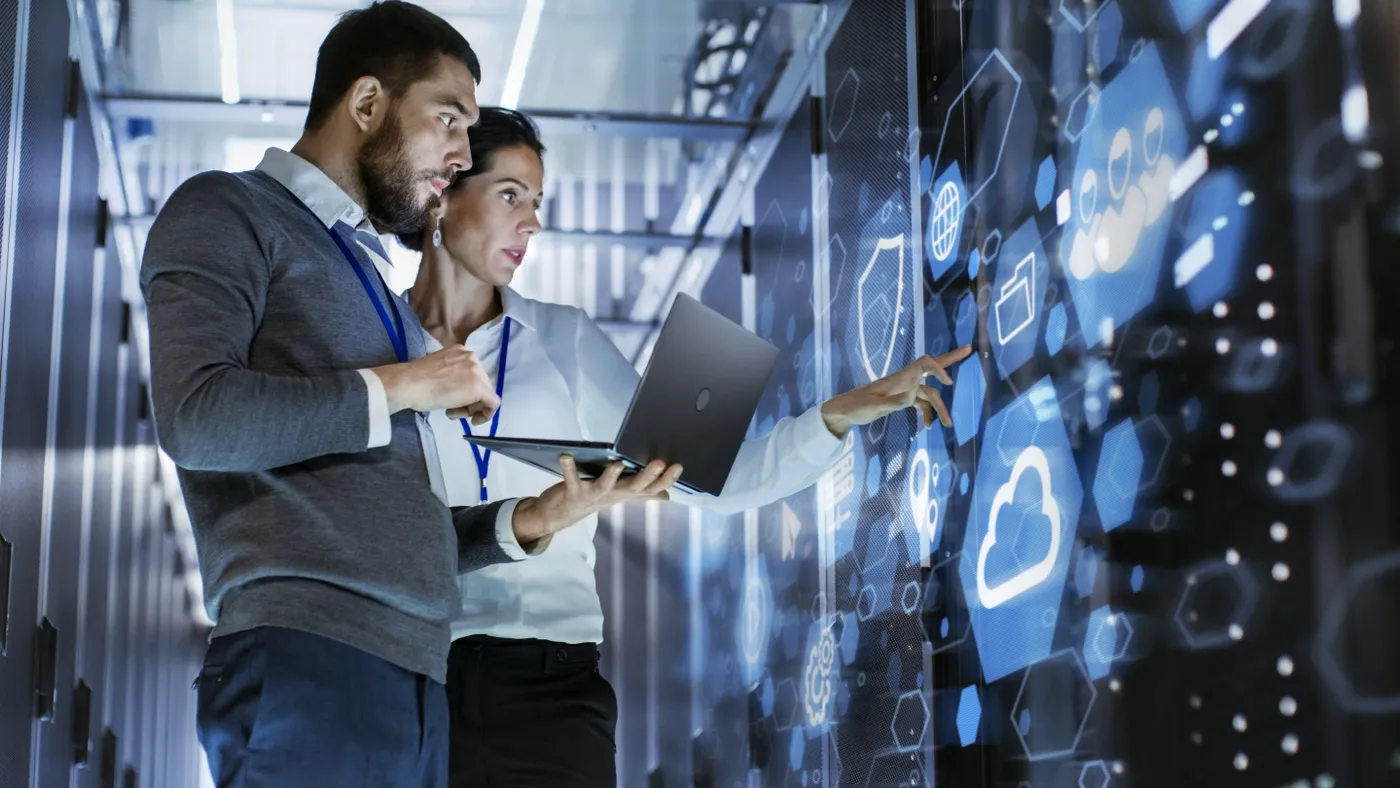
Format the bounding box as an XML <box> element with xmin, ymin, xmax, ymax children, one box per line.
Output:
<box><xmin>141</xmin><ymin>172</ymin><xmax>376</xmax><ymax>472</ymax></box>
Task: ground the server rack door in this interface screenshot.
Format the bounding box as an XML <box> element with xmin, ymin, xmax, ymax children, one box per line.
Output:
<box><xmin>0</xmin><ymin>0</ymin><xmax>29</xmax><ymax>780</ymax></box>
<box><xmin>102</xmin><ymin>349</ymin><xmax>140</xmax><ymax>783</ymax></box>
<box><xmin>59</xmin><ymin>90</ymin><xmax>108</xmax><ymax>787</ymax></box>
<box><xmin>37</xmin><ymin>71</ymin><xmax>100</xmax><ymax>788</ymax></box>
<box><xmin>0</xmin><ymin>0</ymin><xmax>70</xmax><ymax>783</ymax></box>
<box><xmin>76</xmin><ymin>226</ymin><xmax>122</xmax><ymax>788</ymax></box>
<box><xmin>116</xmin><ymin>435</ymin><xmax>154</xmax><ymax>779</ymax></box>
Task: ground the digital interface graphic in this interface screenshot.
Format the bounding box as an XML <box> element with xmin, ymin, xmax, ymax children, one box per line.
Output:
<box><xmin>599</xmin><ymin>1</ymin><xmax>1396</xmax><ymax>786</ymax></box>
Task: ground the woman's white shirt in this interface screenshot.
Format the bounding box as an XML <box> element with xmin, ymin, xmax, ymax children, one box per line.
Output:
<box><xmin>425</xmin><ymin>288</ymin><xmax>843</xmax><ymax>645</ymax></box>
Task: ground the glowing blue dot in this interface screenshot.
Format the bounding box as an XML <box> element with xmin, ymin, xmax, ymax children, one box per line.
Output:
<box><xmin>960</xmin><ymin>473</ymin><xmax>969</xmax><ymax>494</ymax></box>
<box><xmin>1131</xmin><ymin>565</ymin><xmax>1145</xmax><ymax>593</ymax></box>
<box><xmin>940</xmin><ymin>617</ymin><xmax>950</xmax><ymax>638</ymax></box>
<box><xmin>968</xmin><ymin>248</ymin><xmax>980</xmax><ymax>278</ymax></box>
<box><xmin>1018</xmin><ymin>709</ymin><xmax>1032</xmax><ymax>735</ymax></box>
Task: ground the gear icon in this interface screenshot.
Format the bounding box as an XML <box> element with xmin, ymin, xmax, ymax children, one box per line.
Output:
<box><xmin>804</xmin><ymin>626</ymin><xmax>838</xmax><ymax>725</ymax></box>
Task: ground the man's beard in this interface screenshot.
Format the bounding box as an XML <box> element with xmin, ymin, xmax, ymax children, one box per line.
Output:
<box><xmin>358</xmin><ymin>113</ymin><xmax>441</xmax><ymax>236</ymax></box>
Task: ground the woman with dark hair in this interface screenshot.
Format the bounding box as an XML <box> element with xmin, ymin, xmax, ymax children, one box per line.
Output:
<box><xmin>404</xmin><ymin>107</ymin><xmax>972</xmax><ymax>786</ymax></box>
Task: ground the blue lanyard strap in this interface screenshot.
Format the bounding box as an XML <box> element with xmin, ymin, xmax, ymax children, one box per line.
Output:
<box><xmin>460</xmin><ymin>316</ymin><xmax>512</xmax><ymax>501</ymax></box>
<box><xmin>326</xmin><ymin>224</ymin><xmax>409</xmax><ymax>363</ymax></box>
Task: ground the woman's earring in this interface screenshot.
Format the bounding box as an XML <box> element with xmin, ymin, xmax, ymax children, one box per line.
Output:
<box><xmin>432</xmin><ymin>217</ymin><xmax>443</xmax><ymax>248</ymax></box>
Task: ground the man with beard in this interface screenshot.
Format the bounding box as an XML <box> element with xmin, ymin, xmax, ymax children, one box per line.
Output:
<box><xmin>140</xmin><ymin>3</ymin><xmax>680</xmax><ymax>784</ymax></box>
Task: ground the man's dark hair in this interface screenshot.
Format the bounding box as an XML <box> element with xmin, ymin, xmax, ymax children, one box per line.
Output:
<box><xmin>398</xmin><ymin>107</ymin><xmax>546</xmax><ymax>251</ymax></box>
<box><xmin>305</xmin><ymin>1</ymin><xmax>482</xmax><ymax>131</ymax></box>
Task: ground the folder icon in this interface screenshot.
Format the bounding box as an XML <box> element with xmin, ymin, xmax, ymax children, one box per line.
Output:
<box><xmin>995</xmin><ymin>251</ymin><xmax>1036</xmax><ymax>346</ymax></box>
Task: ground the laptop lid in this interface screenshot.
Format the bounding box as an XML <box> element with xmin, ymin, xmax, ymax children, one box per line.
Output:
<box><xmin>613</xmin><ymin>293</ymin><xmax>780</xmax><ymax>496</ymax></box>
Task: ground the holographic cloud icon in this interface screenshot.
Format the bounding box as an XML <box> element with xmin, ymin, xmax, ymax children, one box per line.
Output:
<box><xmin>977</xmin><ymin>446</ymin><xmax>1062</xmax><ymax>609</ymax></box>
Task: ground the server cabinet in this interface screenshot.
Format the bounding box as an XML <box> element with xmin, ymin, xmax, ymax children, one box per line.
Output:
<box><xmin>34</xmin><ymin>71</ymin><xmax>101</xmax><ymax>788</ymax></box>
<box><xmin>0</xmin><ymin>0</ymin><xmax>71</xmax><ymax>783</ymax></box>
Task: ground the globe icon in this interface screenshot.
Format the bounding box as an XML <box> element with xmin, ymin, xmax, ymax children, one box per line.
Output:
<box><xmin>930</xmin><ymin>180</ymin><xmax>962</xmax><ymax>262</ymax></box>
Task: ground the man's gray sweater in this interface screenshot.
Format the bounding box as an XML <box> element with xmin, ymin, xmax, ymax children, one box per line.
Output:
<box><xmin>141</xmin><ymin>169</ymin><xmax>511</xmax><ymax>683</ymax></box>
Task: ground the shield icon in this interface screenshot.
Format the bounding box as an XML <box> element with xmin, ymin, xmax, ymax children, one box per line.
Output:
<box><xmin>857</xmin><ymin>235</ymin><xmax>906</xmax><ymax>383</ymax></box>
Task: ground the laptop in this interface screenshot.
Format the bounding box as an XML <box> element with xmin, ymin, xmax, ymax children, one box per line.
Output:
<box><xmin>462</xmin><ymin>293</ymin><xmax>781</xmax><ymax>497</ymax></box>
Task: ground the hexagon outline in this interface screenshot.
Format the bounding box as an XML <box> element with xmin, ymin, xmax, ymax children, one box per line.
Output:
<box><xmin>1314</xmin><ymin>550</ymin><xmax>1400</xmax><ymax>714</ymax></box>
<box><xmin>1135</xmin><ymin>415</ymin><xmax>1172</xmax><ymax>492</ymax></box>
<box><xmin>863</xmin><ymin>751</ymin><xmax>929</xmax><ymax>788</ymax></box>
<box><xmin>982</xmin><ymin>228</ymin><xmax>1003</xmax><ymax>264</ymax></box>
<box><xmin>892</xmin><ymin>690</ymin><xmax>930</xmax><ymax>752</ymax></box>
<box><xmin>857</xmin><ymin>584</ymin><xmax>879</xmax><ymax>621</ymax></box>
<box><xmin>931</xmin><ymin>50</ymin><xmax>1025</xmax><ymax>212</ymax></box>
<box><xmin>828</xmin><ymin>68</ymin><xmax>860</xmax><ymax>143</ymax></box>
<box><xmin>1085</xmin><ymin>606</ymin><xmax>1135</xmax><ymax>680</ymax></box>
<box><xmin>1010</xmin><ymin>648</ymin><xmax>1099</xmax><ymax>762</ymax></box>
<box><xmin>774</xmin><ymin>677</ymin><xmax>801</xmax><ymax>731</ymax></box>
<box><xmin>1079</xmin><ymin>759</ymin><xmax>1112</xmax><ymax>788</ymax></box>
<box><xmin>901</xmin><ymin>581</ymin><xmax>921</xmax><ymax>615</ymax></box>
<box><xmin>925</xmin><ymin>552</ymin><xmax>974</xmax><ymax>655</ymax></box>
<box><xmin>1095</xmin><ymin>612</ymin><xmax>1135</xmax><ymax>663</ymax></box>
<box><xmin>1063</xmin><ymin>84</ymin><xmax>1101</xmax><ymax>143</ymax></box>
<box><xmin>1271</xmin><ymin>420</ymin><xmax>1352</xmax><ymax>503</ymax></box>
<box><xmin>1146</xmin><ymin>326</ymin><xmax>1173</xmax><ymax>359</ymax></box>
<box><xmin>1173</xmin><ymin>559</ymin><xmax>1261</xmax><ymax>650</ymax></box>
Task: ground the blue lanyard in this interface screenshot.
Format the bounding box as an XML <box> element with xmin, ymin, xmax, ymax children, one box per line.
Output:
<box><xmin>325</xmin><ymin>226</ymin><xmax>409</xmax><ymax>363</ymax></box>
<box><xmin>460</xmin><ymin>317</ymin><xmax>511</xmax><ymax>501</ymax></box>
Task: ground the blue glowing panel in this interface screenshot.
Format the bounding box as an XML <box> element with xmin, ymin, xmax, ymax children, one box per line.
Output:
<box><xmin>1130</xmin><ymin>565</ymin><xmax>1145</xmax><ymax>593</ymax></box>
<box><xmin>927</xmin><ymin>162</ymin><xmax>969</xmax><ymax>279</ymax></box>
<box><xmin>955</xmin><ymin>292</ymin><xmax>977</xmax><ymax>347</ymax></box>
<box><xmin>956</xmin><ymin>686</ymin><xmax>982</xmax><ymax>746</ymax></box>
<box><xmin>1046</xmin><ymin>303</ymin><xmax>1068</xmax><ymax>357</ymax></box>
<box><xmin>1052</xmin><ymin>17</ymin><xmax>1087</xmax><ymax>98</ymax></box>
<box><xmin>1094</xmin><ymin>0</ymin><xmax>1123</xmax><ymax>66</ymax></box>
<box><xmin>1035</xmin><ymin>156</ymin><xmax>1057</xmax><ymax>210</ymax></box>
<box><xmin>990</xmin><ymin>219</ymin><xmax>1050</xmax><ymax>380</ymax></box>
<box><xmin>1095</xmin><ymin>419</ymin><xmax>1143</xmax><ymax>531</ymax></box>
<box><xmin>1177</xmin><ymin>169</ymin><xmax>1253</xmax><ymax>312</ymax></box>
<box><xmin>925</xmin><ymin>291</ymin><xmax>955</xmax><ymax>359</ymax></box>
<box><xmin>1187</xmin><ymin>42</ymin><xmax>1230</xmax><ymax>122</ymax></box>
<box><xmin>952</xmin><ymin>359</ymin><xmax>987</xmax><ymax>446</ymax></box>
<box><xmin>1061</xmin><ymin>44</ymin><xmax>1187</xmax><ymax>346</ymax></box>
<box><xmin>1074</xmin><ymin>546</ymin><xmax>1099</xmax><ymax>599</ymax></box>
<box><xmin>1169</xmin><ymin>0</ymin><xmax>1220</xmax><ymax>32</ymax></box>
<box><xmin>960</xmin><ymin>377</ymin><xmax>1084</xmax><ymax>681</ymax></box>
